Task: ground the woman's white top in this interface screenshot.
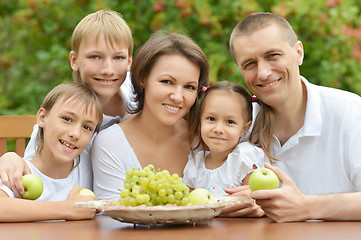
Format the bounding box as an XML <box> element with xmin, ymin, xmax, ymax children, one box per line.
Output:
<box><xmin>92</xmin><ymin>125</ymin><xmax>141</xmax><ymax>200</ymax></box>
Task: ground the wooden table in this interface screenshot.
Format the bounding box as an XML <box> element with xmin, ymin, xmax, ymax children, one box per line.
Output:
<box><xmin>1</xmin><ymin>215</ymin><xmax>361</xmax><ymax>240</ymax></box>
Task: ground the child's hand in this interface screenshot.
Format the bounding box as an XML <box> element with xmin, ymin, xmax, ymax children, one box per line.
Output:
<box><xmin>64</xmin><ymin>185</ymin><xmax>100</xmax><ymax>220</ymax></box>
<box><xmin>0</xmin><ymin>152</ymin><xmax>30</xmax><ymax>197</ymax></box>
<box><xmin>221</xmin><ymin>185</ymin><xmax>265</xmax><ymax>217</ymax></box>
<box><xmin>67</xmin><ymin>185</ymin><xmax>97</xmax><ymax>202</ymax></box>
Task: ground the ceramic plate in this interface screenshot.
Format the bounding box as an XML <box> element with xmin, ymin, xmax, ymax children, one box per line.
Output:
<box><xmin>75</xmin><ymin>200</ymin><xmax>226</xmax><ymax>225</ymax></box>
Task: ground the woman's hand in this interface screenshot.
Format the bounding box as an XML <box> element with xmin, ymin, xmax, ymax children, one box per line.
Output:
<box><xmin>221</xmin><ymin>185</ymin><xmax>265</xmax><ymax>217</ymax></box>
<box><xmin>0</xmin><ymin>152</ymin><xmax>30</xmax><ymax>197</ymax></box>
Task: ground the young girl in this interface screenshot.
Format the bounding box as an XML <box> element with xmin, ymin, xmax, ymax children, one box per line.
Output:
<box><xmin>0</xmin><ymin>9</ymin><xmax>134</xmax><ymax>197</ymax></box>
<box><xmin>91</xmin><ymin>32</ymin><xmax>209</xmax><ymax>200</ymax></box>
<box><xmin>182</xmin><ymin>81</ymin><xmax>269</xmax><ymax>199</ymax></box>
<box><xmin>0</xmin><ymin>82</ymin><xmax>103</xmax><ymax>222</ymax></box>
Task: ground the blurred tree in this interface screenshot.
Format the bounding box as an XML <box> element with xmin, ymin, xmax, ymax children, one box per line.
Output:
<box><xmin>0</xmin><ymin>0</ymin><xmax>360</xmax><ymax>115</ymax></box>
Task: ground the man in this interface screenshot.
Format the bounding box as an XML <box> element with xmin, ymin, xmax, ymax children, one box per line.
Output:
<box><xmin>225</xmin><ymin>12</ymin><xmax>361</xmax><ymax>222</ymax></box>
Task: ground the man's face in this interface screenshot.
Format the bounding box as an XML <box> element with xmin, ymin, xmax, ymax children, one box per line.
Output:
<box><xmin>232</xmin><ymin>24</ymin><xmax>304</xmax><ymax>108</ymax></box>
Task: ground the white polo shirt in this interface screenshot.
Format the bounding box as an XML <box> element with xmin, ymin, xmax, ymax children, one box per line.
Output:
<box><xmin>253</xmin><ymin>77</ymin><xmax>361</xmax><ymax>195</ymax></box>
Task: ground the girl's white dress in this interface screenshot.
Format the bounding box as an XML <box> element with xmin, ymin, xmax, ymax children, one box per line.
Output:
<box><xmin>182</xmin><ymin>142</ymin><xmax>268</xmax><ymax>199</ymax></box>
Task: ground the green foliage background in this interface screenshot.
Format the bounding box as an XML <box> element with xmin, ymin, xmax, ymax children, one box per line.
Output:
<box><xmin>1</xmin><ymin>0</ymin><xmax>360</xmax><ymax>115</ymax></box>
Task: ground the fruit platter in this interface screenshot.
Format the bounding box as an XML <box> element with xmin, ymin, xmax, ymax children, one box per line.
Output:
<box><xmin>75</xmin><ymin>200</ymin><xmax>225</xmax><ymax>225</ymax></box>
<box><xmin>75</xmin><ymin>165</ymin><xmax>249</xmax><ymax>225</ymax></box>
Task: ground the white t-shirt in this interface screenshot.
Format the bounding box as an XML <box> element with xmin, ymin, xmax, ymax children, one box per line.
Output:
<box><xmin>92</xmin><ymin>125</ymin><xmax>141</xmax><ymax>200</ymax></box>
<box><xmin>22</xmin><ymin>74</ymin><xmax>134</xmax><ymax>190</ymax></box>
<box><xmin>0</xmin><ymin>159</ymin><xmax>89</xmax><ymax>200</ymax></box>
<box><xmin>182</xmin><ymin>142</ymin><xmax>268</xmax><ymax>199</ymax></box>
<box><xmin>254</xmin><ymin>77</ymin><xmax>361</xmax><ymax>195</ymax></box>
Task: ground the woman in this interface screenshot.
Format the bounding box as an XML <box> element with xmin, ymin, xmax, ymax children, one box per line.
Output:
<box><xmin>91</xmin><ymin>32</ymin><xmax>209</xmax><ymax>200</ymax></box>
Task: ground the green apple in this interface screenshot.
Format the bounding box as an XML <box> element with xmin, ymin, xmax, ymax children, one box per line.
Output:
<box><xmin>249</xmin><ymin>168</ymin><xmax>279</xmax><ymax>191</ymax></box>
<box><xmin>21</xmin><ymin>174</ymin><xmax>44</xmax><ymax>200</ymax></box>
<box><xmin>189</xmin><ymin>188</ymin><xmax>215</xmax><ymax>204</ymax></box>
<box><xmin>78</xmin><ymin>188</ymin><xmax>95</xmax><ymax>197</ymax></box>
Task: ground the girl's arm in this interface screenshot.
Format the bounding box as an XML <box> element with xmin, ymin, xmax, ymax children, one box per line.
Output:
<box><xmin>0</xmin><ymin>185</ymin><xmax>98</xmax><ymax>222</ymax></box>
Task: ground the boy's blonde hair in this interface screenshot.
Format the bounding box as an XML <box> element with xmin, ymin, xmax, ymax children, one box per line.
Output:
<box><xmin>35</xmin><ymin>82</ymin><xmax>103</xmax><ymax>155</ymax></box>
<box><xmin>71</xmin><ymin>10</ymin><xmax>133</xmax><ymax>83</ymax></box>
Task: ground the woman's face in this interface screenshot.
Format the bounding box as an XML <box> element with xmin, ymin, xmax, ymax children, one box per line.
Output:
<box><xmin>142</xmin><ymin>54</ymin><xmax>200</xmax><ymax>126</ymax></box>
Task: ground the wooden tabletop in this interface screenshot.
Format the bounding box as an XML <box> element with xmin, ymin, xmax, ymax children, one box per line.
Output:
<box><xmin>1</xmin><ymin>215</ymin><xmax>361</xmax><ymax>240</ymax></box>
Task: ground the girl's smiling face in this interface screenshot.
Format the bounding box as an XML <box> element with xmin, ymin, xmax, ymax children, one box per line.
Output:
<box><xmin>201</xmin><ymin>90</ymin><xmax>250</xmax><ymax>155</ymax></box>
<box><xmin>142</xmin><ymin>54</ymin><xmax>200</xmax><ymax>126</ymax></box>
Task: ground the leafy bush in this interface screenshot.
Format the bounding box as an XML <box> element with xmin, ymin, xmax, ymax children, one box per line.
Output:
<box><xmin>1</xmin><ymin>0</ymin><xmax>360</xmax><ymax>115</ymax></box>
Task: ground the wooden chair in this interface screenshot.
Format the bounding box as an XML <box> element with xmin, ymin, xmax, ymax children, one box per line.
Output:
<box><xmin>0</xmin><ymin>115</ymin><xmax>37</xmax><ymax>157</ymax></box>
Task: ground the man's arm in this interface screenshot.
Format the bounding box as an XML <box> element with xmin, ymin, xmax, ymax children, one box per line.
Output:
<box><xmin>251</xmin><ymin>163</ymin><xmax>361</xmax><ymax>222</ymax></box>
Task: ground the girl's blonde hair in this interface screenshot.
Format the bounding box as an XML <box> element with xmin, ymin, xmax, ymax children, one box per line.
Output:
<box><xmin>71</xmin><ymin>9</ymin><xmax>133</xmax><ymax>83</ymax></box>
<box><xmin>35</xmin><ymin>82</ymin><xmax>103</xmax><ymax>155</ymax></box>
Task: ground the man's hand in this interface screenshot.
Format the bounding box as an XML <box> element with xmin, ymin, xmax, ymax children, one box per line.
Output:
<box><xmin>250</xmin><ymin>163</ymin><xmax>310</xmax><ymax>222</ymax></box>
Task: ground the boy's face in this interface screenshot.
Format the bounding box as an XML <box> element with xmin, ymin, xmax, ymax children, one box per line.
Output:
<box><xmin>37</xmin><ymin>97</ymin><xmax>99</xmax><ymax>164</ymax></box>
<box><xmin>232</xmin><ymin>24</ymin><xmax>303</xmax><ymax>109</ymax></box>
<box><xmin>70</xmin><ymin>33</ymin><xmax>132</xmax><ymax>101</ymax></box>
<box><xmin>201</xmin><ymin>91</ymin><xmax>250</xmax><ymax>155</ymax></box>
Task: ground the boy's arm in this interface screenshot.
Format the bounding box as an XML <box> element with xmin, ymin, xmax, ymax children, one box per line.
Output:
<box><xmin>0</xmin><ymin>152</ymin><xmax>30</xmax><ymax>197</ymax></box>
<box><xmin>0</xmin><ymin>185</ymin><xmax>98</xmax><ymax>222</ymax></box>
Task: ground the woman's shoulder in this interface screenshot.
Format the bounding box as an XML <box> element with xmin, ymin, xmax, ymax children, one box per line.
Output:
<box><xmin>99</xmin><ymin>122</ymin><xmax>122</xmax><ymax>134</ymax></box>
<box><xmin>93</xmin><ymin>124</ymin><xmax>125</xmax><ymax>144</ymax></box>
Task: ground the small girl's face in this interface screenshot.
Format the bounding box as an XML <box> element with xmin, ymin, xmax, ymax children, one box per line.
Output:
<box><xmin>37</xmin><ymin>97</ymin><xmax>99</xmax><ymax>164</ymax></box>
<box><xmin>201</xmin><ymin>90</ymin><xmax>250</xmax><ymax>154</ymax></box>
<box><xmin>70</xmin><ymin>33</ymin><xmax>132</xmax><ymax>101</ymax></box>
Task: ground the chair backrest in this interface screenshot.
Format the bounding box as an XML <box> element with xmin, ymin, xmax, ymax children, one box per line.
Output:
<box><xmin>0</xmin><ymin>115</ymin><xmax>37</xmax><ymax>157</ymax></box>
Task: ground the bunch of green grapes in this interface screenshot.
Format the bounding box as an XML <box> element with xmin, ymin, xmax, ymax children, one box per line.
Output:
<box><xmin>114</xmin><ymin>164</ymin><xmax>190</xmax><ymax>207</ymax></box>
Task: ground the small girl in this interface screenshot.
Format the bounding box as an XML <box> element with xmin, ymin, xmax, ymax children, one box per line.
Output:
<box><xmin>0</xmin><ymin>82</ymin><xmax>103</xmax><ymax>222</ymax></box>
<box><xmin>183</xmin><ymin>81</ymin><xmax>268</xmax><ymax>199</ymax></box>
